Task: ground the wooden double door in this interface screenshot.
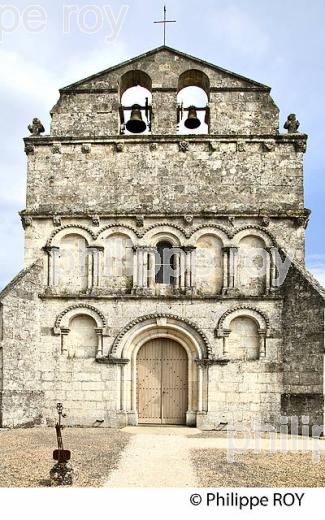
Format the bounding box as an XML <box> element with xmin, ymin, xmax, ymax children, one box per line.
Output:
<box><xmin>137</xmin><ymin>338</ymin><xmax>188</xmax><ymax>425</ymax></box>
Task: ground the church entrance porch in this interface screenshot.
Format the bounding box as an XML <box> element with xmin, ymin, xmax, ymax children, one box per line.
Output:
<box><xmin>137</xmin><ymin>338</ymin><xmax>188</xmax><ymax>425</ymax></box>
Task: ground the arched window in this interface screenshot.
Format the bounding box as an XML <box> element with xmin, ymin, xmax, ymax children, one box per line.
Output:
<box><xmin>67</xmin><ymin>315</ymin><xmax>98</xmax><ymax>359</ymax></box>
<box><xmin>227</xmin><ymin>316</ymin><xmax>260</xmax><ymax>361</ymax></box>
<box><xmin>238</xmin><ymin>235</ymin><xmax>267</xmax><ymax>296</ymax></box>
<box><xmin>103</xmin><ymin>233</ymin><xmax>133</xmax><ymax>293</ymax></box>
<box><xmin>196</xmin><ymin>235</ymin><xmax>223</xmax><ymax>295</ymax></box>
<box><xmin>177</xmin><ymin>70</ymin><xmax>210</xmax><ymax>134</ymax></box>
<box><xmin>119</xmin><ymin>70</ymin><xmax>152</xmax><ymax>135</ymax></box>
<box><xmin>58</xmin><ymin>234</ymin><xmax>88</xmax><ymax>291</ymax></box>
<box><xmin>155</xmin><ymin>241</ymin><xmax>175</xmax><ymax>285</ymax></box>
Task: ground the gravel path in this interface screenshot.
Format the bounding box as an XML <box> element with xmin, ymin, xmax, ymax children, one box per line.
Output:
<box><xmin>192</xmin><ymin>449</ymin><xmax>325</xmax><ymax>487</ymax></box>
<box><xmin>0</xmin><ymin>428</ymin><xmax>130</xmax><ymax>488</ymax></box>
<box><xmin>105</xmin><ymin>427</ymin><xmax>199</xmax><ymax>487</ymax></box>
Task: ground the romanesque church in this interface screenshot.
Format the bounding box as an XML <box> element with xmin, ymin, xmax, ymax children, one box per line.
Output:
<box><xmin>0</xmin><ymin>46</ymin><xmax>324</xmax><ymax>431</ymax></box>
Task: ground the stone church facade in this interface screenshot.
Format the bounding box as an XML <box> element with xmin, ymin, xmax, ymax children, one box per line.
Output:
<box><xmin>0</xmin><ymin>47</ymin><xmax>324</xmax><ymax>431</ymax></box>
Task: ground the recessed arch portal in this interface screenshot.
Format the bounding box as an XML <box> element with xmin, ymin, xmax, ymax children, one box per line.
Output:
<box><xmin>113</xmin><ymin>314</ymin><xmax>209</xmax><ymax>425</ymax></box>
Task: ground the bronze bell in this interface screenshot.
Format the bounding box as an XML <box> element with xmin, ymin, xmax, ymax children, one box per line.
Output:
<box><xmin>184</xmin><ymin>106</ymin><xmax>201</xmax><ymax>130</ymax></box>
<box><xmin>126</xmin><ymin>104</ymin><xmax>147</xmax><ymax>134</ymax></box>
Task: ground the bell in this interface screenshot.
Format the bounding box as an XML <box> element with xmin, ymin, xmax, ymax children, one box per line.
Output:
<box><xmin>126</xmin><ymin>104</ymin><xmax>147</xmax><ymax>134</ymax></box>
<box><xmin>184</xmin><ymin>106</ymin><xmax>201</xmax><ymax>130</ymax></box>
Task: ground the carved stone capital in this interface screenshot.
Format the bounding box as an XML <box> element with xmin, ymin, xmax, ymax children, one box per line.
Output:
<box><xmin>53</xmin><ymin>215</ymin><xmax>62</xmax><ymax>227</ymax></box>
<box><xmin>91</xmin><ymin>215</ymin><xmax>100</xmax><ymax>227</ymax></box>
<box><xmin>24</xmin><ymin>144</ymin><xmax>35</xmax><ymax>155</ymax></box>
<box><xmin>21</xmin><ymin>216</ymin><xmax>33</xmax><ymax>229</ymax></box>
<box><xmin>52</xmin><ymin>144</ymin><xmax>61</xmax><ymax>154</ymax></box>
<box><xmin>81</xmin><ymin>143</ymin><xmax>91</xmax><ymax>154</ymax></box>
<box><xmin>179</xmin><ymin>141</ymin><xmax>189</xmax><ymax>153</ymax></box>
<box><xmin>135</xmin><ymin>215</ymin><xmax>144</xmax><ymax>228</ymax></box>
<box><xmin>184</xmin><ymin>215</ymin><xmax>194</xmax><ymax>226</ymax></box>
<box><xmin>236</xmin><ymin>141</ymin><xmax>246</xmax><ymax>152</ymax></box>
<box><xmin>115</xmin><ymin>143</ymin><xmax>124</xmax><ymax>153</ymax></box>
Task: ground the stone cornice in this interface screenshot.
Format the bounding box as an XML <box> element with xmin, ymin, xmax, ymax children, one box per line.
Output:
<box><xmin>39</xmin><ymin>293</ymin><xmax>283</xmax><ymax>302</ymax></box>
<box><xmin>20</xmin><ymin>209</ymin><xmax>311</xmax><ymax>220</ymax></box>
<box><xmin>23</xmin><ymin>133</ymin><xmax>308</xmax><ymax>145</ymax></box>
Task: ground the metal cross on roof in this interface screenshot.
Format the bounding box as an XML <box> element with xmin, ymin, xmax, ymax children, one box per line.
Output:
<box><xmin>154</xmin><ymin>5</ymin><xmax>176</xmax><ymax>46</ymax></box>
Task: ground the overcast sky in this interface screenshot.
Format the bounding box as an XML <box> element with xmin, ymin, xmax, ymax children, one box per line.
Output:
<box><xmin>0</xmin><ymin>0</ymin><xmax>324</xmax><ymax>289</ymax></box>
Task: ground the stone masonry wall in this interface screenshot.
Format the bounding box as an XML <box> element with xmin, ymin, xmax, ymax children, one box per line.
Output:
<box><xmin>281</xmin><ymin>263</ymin><xmax>325</xmax><ymax>432</ymax></box>
<box><xmin>0</xmin><ymin>262</ymin><xmax>44</xmax><ymax>427</ymax></box>
<box><xmin>24</xmin><ymin>139</ymin><xmax>305</xmax><ymax>215</ymax></box>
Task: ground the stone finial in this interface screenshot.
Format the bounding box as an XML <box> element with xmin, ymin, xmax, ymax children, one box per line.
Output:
<box><xmin>28</xmin><ymin>118</ymin><xmax>45</xmax><ymax>136</ymax></box>
<box><xmin>284</xmin><ymin>114</ymin><xmax>300</xmax><ymax>133</ymax></box>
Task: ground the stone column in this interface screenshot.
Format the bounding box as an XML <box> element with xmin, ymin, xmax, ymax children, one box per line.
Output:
<box><xmin>148</xmin><ymin>247</ymin><xmax>157</xmax><ymax>292</ymax></box>
<box><xmin>133</xmin><ymin>247</ymin><xmax>156</xmax><ymax>295</ymax></box>
<box><xmin>132</xmin><ymin>247</ymin><xmax>138</xmax><ymax>291</ymax></box>
<box><xmin>180</xmin><ymin>249</ymin><xmax>186</xmax><ymax>291</ymax></box>
<box><xmin>223</xmin><ymin>246</ymin><xmax>239</xmax><ymax>295</ymax></box>
<box><xmin>267</xmin><ymin>246</ymin><xmax>278</xmax><ymax>290</ymax></box>
<box><xmin>95</xmin><ymin>329</ymin><xmax>104</xmax><ymax>357</ymax></box>
<box><xmin>184</xmin><ymin>246</ymin><xmax>196</xmax><ymax>295</ymax></box>
<box><xmin>198</xmin><ymin>365</ymin><xmax>203</xmax><ymax>412</ymax></box>
<box><xmin>87</xmin><ymin>247</ymin><xmax>104</xmax><ymax>290</ymax></box>
<box><xmin>60</xmin><ymin>328</ymin><xmax>70</xmax><ymax>354</ymax></box>
<box><xmin>222</xmin><ymin>247</ymin><xmax>229</xmax><ymax>294</ymax></box>
<box><xmin>259</xmin><ymin>330</ymin><xmax>267</xmax><ymax>358</ymax></box>
<box><xmin>222</xmin><ymin>330</ymin><xmax>231</xmax><ymax>356</ymax></box>
<box><xmin>45</xmin><ymin>246</ymin><xmax>60</xmax><ymax>288</ymax></box>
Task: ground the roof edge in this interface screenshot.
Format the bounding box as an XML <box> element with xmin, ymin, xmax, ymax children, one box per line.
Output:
<box><xmin>60</xmin><ymin>45</ymin><xmax>271</xmax><ymax>92</ymax></box>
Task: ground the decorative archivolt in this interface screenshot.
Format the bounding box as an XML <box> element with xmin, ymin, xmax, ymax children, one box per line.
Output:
<box><xmin>190</xmin><ymin>224</ymin><xmax>231</xmax><ymax>244</ymax></box>
<box><xmin>111</xmin><ymin>312</ymin><xmax>212</xmax><ymax>357</ymax></box>
<box><xmin>231</xmin><ymin>225</ymin><xmax>276</xmax><ymax>246</ymax></box>
<box><xmin>215</xmin><ymin>305</ymin><xmax>270</xmax><ymax>337</ymax></box>
<box><xmin>54</xmin><ymin>303</ymin><xmax>107</xmax><ymax>332</ymax></box>
<box><xmin>139</xmin><ymin>223</ymin><xmax>188</xmax><ymax>240</ymax></box>
<box><xmin>97</xmin><ymin>224</ymin><xmax>139</xmax><ymax>243</ymax></box>
<box><xmin>46</xmin><ymin>225</ymin><xmax>96</xmax><ymax>247</ymax></box>
<box><xmin>46</xmin><ymin>222</ymin><xmax>277</xmax><ymax>250</ymax></box>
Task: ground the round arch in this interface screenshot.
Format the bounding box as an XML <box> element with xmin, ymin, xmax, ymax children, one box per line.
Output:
<box><xmin>119</xmin><ymin>70</ymin><xmax>152</xmax><ymax>99</ymax></box>
<box><xmin>215</xmin><ymin>306</ymin><xmax>270</xmax><ymax>336</ymax></box>
<box><xmin>178</xmin><ymin>69</ymin><xmax>210</xmax><ymax>99</ymax></box>
<box><xmin>142</xmin><ymin>225</ymin><xmax>186</xmax><ymax>247</ymax></box>
<box><xmin>112</xmin><ymin>314</ymin><xmax>209</xmax><ymax>425</ymax></box>
<box><xmin>232</xmin><ymin>227</ymin><xmax>275</xmax><ymax>247</ymax></box>
<box><xmin>47</xmin><ymin>225</ymin><xmax>95</xmax><ymax>247</ymax></box>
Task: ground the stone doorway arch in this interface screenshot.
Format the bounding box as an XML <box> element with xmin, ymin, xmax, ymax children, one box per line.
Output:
<box><xmin>112</xmin><ymin>313</ymin><xmax>209</xmax><ymax>426</ymax></box>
